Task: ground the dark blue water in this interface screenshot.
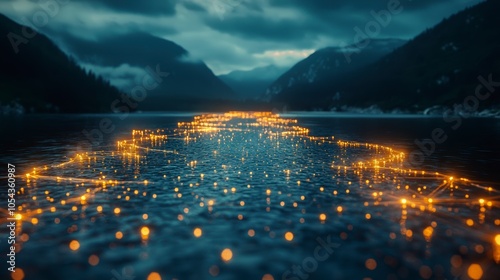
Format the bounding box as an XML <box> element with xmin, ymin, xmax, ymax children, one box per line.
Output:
<box><xmin>0</xmin><ymin>112</ymin><xmax>499</xmax><ymax>280</ymax></box>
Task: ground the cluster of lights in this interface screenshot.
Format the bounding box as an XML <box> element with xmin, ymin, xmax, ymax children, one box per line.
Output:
<box><xmin>9</xmin><ymin>112</ymin><xmax>499</xmax><ymax>280</ymax></box>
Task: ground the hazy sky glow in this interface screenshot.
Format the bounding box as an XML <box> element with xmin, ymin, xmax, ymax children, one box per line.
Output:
<box><xmin>1</xmin><ymin>0</ymin><xmax>483</xmax><ymax>76</ymax></box>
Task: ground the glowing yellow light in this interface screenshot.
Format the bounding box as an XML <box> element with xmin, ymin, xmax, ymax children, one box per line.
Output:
<box><xmin>221</xmin><ymin>248</ymin><xmax>233</xmax><ymax>262</ymax></box>
<box><xmin>69</xmin><ymin>240</ymin><xmax>80</xmax><ymax>251</ymax></box>
<box><xmin>467</xmin><ymin>264</ymin><xmax>483</xmax><ymax>280</ymax></box>
<box><xmin>21</xmin><ymin>112</ymin><xmax>495</xmax><ymax>275</ymax></box>
<box><xmin>193</xmin><ymin>228</ymin><xmax>202</xmax><ymax>238</ymax></box>
<box><xmin>147</xmin><ymin>272</ymin><xmax>162</xmax><ymax>280</ymax></box>
<box><xmin>141</xmin><ymin>226</ymin><xmax>150</xmax><ymax>236</ymax></box>
<box><xmin>115</xmin><ymin>231</ymin><xmax>123</xmax><ymax>239</ymax></box>
<box><xmin>423</xmin><ymin>226</ymin><xmax>433</xmax><ymax>238</ymax></box>
<box><xmin>15</xmin><ymin>214</ymin><xmax>22</xmax><ymax>220</ymax></box>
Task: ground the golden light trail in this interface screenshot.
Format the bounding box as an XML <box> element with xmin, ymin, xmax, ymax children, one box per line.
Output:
<box><xmin>6</xmin><ymin>111</ymin><xmax>499</xmax><ymax>280</ymax></box>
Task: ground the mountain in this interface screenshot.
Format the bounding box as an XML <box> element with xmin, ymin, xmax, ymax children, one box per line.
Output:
<box><xmin>266</xmin><ymin>38</ymin><xmax>406</xmax><ymax>104</ymax></box>
<box><xmin>270</xmin><ymin>0</ymin><xmax>500</xmax><ymax>112</ymax></box>
<box><xmin>218</xmin><ymin>65</ymin><xmax>287</xmax><ymax>100</ymax></box>
<box><xmin>58</xmin><ymin>32</ymin><xmax>235</xmax><ymax>110</ymax></box>
<box><xmin>0</xmin><ymin>14</ymin><xmax>121</xmax><ymax>113</ymax></box>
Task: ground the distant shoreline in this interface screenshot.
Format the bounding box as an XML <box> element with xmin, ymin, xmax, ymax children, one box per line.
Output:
<box><xmin>1</xmin><ymin>110</ymin><xmax>499</xmax><ymax>118</ymax></box>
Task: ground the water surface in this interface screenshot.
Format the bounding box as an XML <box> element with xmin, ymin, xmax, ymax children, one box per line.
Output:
<box><xmin>0</xmin><ymin>112</ymin><xmax>499</xmax><ymax>280</ymax></box>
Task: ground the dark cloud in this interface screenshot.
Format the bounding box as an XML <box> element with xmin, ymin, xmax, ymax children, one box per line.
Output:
<box><xmin>205</xmin><ymin>15</ymin><xmax>326</xmax><ymax>42</ymax></box>
<box><xmin>201</xmin><ymin>0</ymin><xmax>483</xmax><ymax>51</ymax></box>
<box><xmin>12</xmin><ymin>0</ymin><xmax>177</xmax><ymax>15</ymax></box>
<box><xmin>181</xmin><ymin>1</ymin><xmax>207</xmax><ymax>12</ymax></box>
<box><xmin>0</xmin><ymin>0</ymin><xmax>485</xmax><ymax>74</ymax></box>
<box><xmin>79</xmin><ymin>0</ymin><xmax>177</xmax><ymax>16</ymax></box>
<box><xmin>270</xmin><ymin>0</ymin><xmax>479</xmax><ymax>14</ymax></box>
<box><xmin>59</xmin><ymin>32</ymin><xmax>188</xmax><ymax>67</ymax></box>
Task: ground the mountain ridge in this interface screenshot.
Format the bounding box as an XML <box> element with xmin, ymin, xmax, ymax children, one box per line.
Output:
<box><xmin>269</xmin><ymin>0</ymin><xmax>500</xmax><ymax>112</ymax></box>
<box><xmin>0</xmin><ymin>13</ymin><xmax>121</xmax><ymax>113</ymax></box>
<box><xmin>266</xmin><ymin>38</ymin><xmax>406</xmax><ymax>102</ymax></box>
<box><xmin>218</xmin><ymin>65</ymin><xmax>288</xmax><ymax>100</ymax></box>
<box><xmin>57</xmin><ymin>32</ymin><xmax>235</xmax><ymax>107</ymax></box>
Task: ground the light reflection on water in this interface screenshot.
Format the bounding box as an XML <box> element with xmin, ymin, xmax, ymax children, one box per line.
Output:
<box><xmin>1</xmin><ymin>112</ymin><xmax>499</xmax><ymax>280</ymax></box>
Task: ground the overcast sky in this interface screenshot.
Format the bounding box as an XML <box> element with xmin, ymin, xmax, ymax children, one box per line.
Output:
<box><xmin>2</xmin><ymin>0</ymin><xmax>483</xmax><ymax>76</ymax></box>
